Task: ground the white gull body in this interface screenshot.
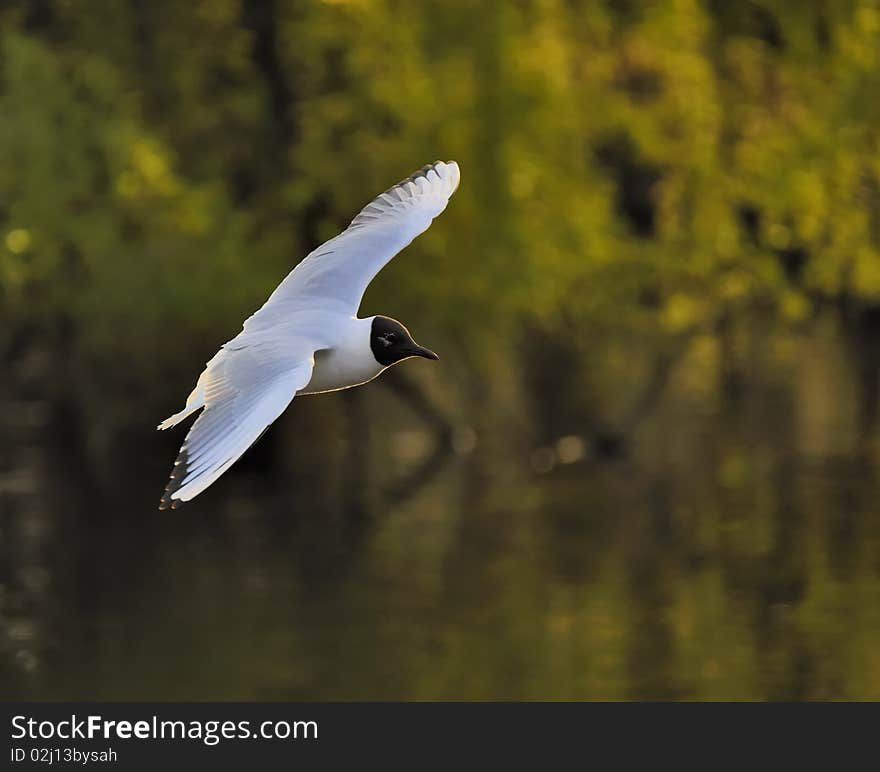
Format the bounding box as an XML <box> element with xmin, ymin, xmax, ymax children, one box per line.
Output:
<box><xmin>158</xmin><ymin>160</ymin><xmax>460</xmax><ymax>508</ymax></box>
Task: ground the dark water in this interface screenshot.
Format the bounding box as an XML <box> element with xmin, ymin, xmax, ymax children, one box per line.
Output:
<box><xmin>2</xmin><ymin>316</ymin><xmax>880</xmax><ymax>700</ymax></box>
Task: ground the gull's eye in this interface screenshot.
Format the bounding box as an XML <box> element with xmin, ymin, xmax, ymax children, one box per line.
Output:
<box><xmin>378</xmin><ymin>332</ymin><xmax>396</xmax><ymax>347</ymax></box>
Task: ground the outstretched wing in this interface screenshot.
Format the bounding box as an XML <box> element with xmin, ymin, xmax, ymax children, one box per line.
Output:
<box><xmin>159</xmin><ymin>341</ymin><xmax>315</xmax><ymax>509</ymax></box>
<box><xmin>243</xmin><ymin>160</ymin><xmax>460</xmax><ymax>330</ymax></box>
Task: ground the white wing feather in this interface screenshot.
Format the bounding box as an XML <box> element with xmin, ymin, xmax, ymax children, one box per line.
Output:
<box><xmin>243</xmin><ymin>160</ymin><xmax>460</xmax><ymax>329</ymax></box>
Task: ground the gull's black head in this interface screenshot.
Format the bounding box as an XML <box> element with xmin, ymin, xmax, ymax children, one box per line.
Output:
<box><xmin>370</xmin><ymin>316</ymin><xmax>439</xmax><ymax>367</ymax></box>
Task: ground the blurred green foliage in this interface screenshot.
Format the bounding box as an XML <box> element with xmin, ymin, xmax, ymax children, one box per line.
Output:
<box><xmin>1</xmin><ymin>0</ymin><xmax>879</xmax><ymax>426</ymax></box>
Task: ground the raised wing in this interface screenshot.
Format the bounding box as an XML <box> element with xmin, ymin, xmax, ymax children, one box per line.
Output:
<box><xmin>159</xmin><ymin>340</ymin><xmax>316</xmax><ymax>508</ymax></box>
<box><xmin>243</xmin><ymin>160</ymin><xmax>460</xmax><ymax>329</ymax></box>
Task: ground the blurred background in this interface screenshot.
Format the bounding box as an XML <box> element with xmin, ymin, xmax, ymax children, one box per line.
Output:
<box><xmin>2</xmin><ymin>0</ymin><xmax>880</xmax><ymax>700</ymax></box>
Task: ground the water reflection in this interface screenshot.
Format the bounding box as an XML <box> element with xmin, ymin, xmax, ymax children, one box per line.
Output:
<box><xmin>2</xmin><ymin>316</ymin><xmax>879</xmax><ymax>700</ymax></box>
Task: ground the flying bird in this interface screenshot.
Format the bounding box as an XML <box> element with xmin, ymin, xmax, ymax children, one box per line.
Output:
<box><xmin>158</xmin><ymin>160</ymin><xmax>460</xmax><ymax>509</ymax></box>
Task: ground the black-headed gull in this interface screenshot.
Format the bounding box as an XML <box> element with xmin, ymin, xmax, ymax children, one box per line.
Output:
<box><xmin>158</xmin><ymin>160</ymin><xmax>460</xmax><ymax>508</ymax></box>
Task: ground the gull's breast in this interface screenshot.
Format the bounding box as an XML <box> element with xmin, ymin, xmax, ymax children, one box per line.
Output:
<box><xmin>299</xmin><ymin>341</ymin><xmax>383</xmax><ymax>395</ymax></box>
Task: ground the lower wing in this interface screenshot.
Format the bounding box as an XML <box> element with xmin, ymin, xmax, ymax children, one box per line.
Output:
<box><xmin>159</xmin><ymin>346</ymin><xmax>315</xmax><ymax>509</ymax></box>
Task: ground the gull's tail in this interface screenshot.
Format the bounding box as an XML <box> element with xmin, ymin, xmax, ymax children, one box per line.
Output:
<box><xmin>157</xmin><ymin>395</ymin><xmax>204</xmax><ymax>430</ymax></box>
<box><xmin>157</xmin><ymin>353</ymin><xmax>222</xmax><ymax>430</ymax></box>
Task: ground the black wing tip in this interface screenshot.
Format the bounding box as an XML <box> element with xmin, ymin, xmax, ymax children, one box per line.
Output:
<box><xmin>402</xmin><ymin>160</ymin><xmax>452</xmax><ymax>186</ymax></box>
<box><xmin>349</xmin><ymin>161</ymin><xmax>457</xmax><ymax>229</ymax></box>
<box><xmin>382</xmin><ymin>161</ymin><xmax>454</xmax><ymax>195</ymax></box>
<box><xmin>378</xmin><ymin>161</ymin><xmax>455</xmax><ymax>201</ymax></box>
<box><xmin>158</xmin><ymin>444</ymin><xmax>189</xmax><ymax>510</ymax></box>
